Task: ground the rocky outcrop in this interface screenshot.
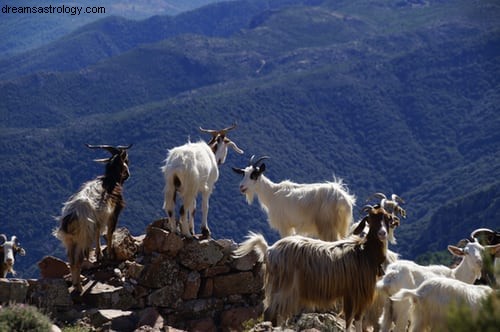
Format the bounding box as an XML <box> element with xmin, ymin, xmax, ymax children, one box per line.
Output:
<box><xmin>0</xmin><ymin>221</ymin><xmax>264</xmax><ymax>331</ymax></box>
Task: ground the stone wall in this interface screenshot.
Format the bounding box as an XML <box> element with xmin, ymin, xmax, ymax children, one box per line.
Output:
<box><xmin>0</xmin><ymin>221</ymin><xmax>264</xmax><ymax>331</ymax></box>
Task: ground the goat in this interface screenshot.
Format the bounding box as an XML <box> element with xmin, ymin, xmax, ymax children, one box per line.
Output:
<box><xmin>390</xmin><ymin>277</ymin><xmax>493</xmax><ymax>332</ymax></box>
<box><xmin>232</xmin><ymin>155</ymin><xmax>355</xmax><ymax>241</ymax></box>
<box><xmin>350</xmin><ymin>204</ymin><xmax>400</xmax><ymax>332</ymax></box>
<box><xmin>367</xmin><ymin>192</ymin><xmax>406</xmax><ymax>219</ymax></box>
<box><xmin>0</xmin><ymin>234</ymin><xmax>26</xmax><ymax>278</ymax></box>
<box><xmin>471</xmin><ymin>227</ymin><xmax>500</xmax><ymax>286</ymax></box>
<box><xmin>162</xmin><ymin>124</ymin><xmax>243</xmax><ymax>238</ymax></box>
<box><xmin>53</xmin><ymin>144</ymin><xmax>132</xmax><ymax>293</ymax></box>
<box><xmin>377</xmin><ymin>240</ymin><xmax>498</xmax><ymax>332</ymax></box>
<box><xmin>233</xmin><ymin>206</ymin><xmax>398</xmax><ymax>331</ymax></box>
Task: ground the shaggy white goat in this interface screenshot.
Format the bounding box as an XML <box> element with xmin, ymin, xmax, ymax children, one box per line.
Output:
<box><xmin>0</xmin><ymin>234</ymin><xmax>26</xmax><ymax>277</ymax></box>
<box><xmin>54</xmin><ymin>144</ymin><xmax>131</xmax><ymax>293</ymax></box>
<box><xmin>390</xmin><ymin>277</ymin><xmax>493</xmax><ymax>332</ymax></box>
<box><xmin>377</xmin><ymin>240</ymin><xmax>497</xmax><ymax>332</ymax></box>
<box><xmin>233</xmin><ymin>206</ymin><xmax>399</xmax><ymax>331</ymax></box>
<box><xmin>232</xmin><ymin>156</ymin><xmax>355</xmax><ymax>241</ymax></box>
<box><xmin>162</xmin><ymin>125</ymin><xmax>243</xmax><ymax>238</ymax></box>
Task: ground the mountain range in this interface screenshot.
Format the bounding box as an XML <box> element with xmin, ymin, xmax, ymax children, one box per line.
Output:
<box><xmin>1</xmin><ymin>0</ymin><xmax>499</xmax><ymax>277</ymax></box>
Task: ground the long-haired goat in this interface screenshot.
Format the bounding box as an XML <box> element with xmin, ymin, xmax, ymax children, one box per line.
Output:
<box><xmin>377</xmin><ymin>239</ymin><xmax>497</xmax><ymax>332</ymax></box>
<box><xmin>53</xmin><ymin>144</ymin><xmax>132</xmax><ymax>292</ymax></box>
<box><xmin>162</xmin><ymin>124</ymin><xmax>243</xmax><ymax>238</ymax></box>
<box><xmin>391</xmin><ymin>277</ymin><xmax>493</xmax><ymax>332</ymax></box>
<box><xmin>0</xmin><ymin>234</ymin><xmax>26</xmax><ymax>278</ymax></box>
<box><xmin>232</xmin><ymin>156</ymin><xmax>355</xmax><ymax>241</ymax></box>
<box><xmin>233</xmin><ymin>206</ymin><xmax>398</xmax><ymax>331</ymax></box>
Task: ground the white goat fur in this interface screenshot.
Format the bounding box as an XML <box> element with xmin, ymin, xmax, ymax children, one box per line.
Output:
<box><xmin>0</xmin><ymin>235</ymin><xmax>26</xmax><ymax>277</ymax></box>
<box><xmin>162</xmin><ymin>139</ymin><xmax>242</xmax><ymax>238</ymax></box>
<box><xmin>377</xmin><ymin>241</ymin><xmax>488</xmax><ymax>332</ymax></box>
<box><xmin>391</xmin><ymin>277</ymin><xmax>493</xmax><ymax>332</ymax></box>
<box><xmin>239</xmin><ymin>171</ymin><xmax>355</xmax><ymax>241</ymax></box>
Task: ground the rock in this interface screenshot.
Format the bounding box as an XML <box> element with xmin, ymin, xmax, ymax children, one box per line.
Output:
<box><xmin>112</xmin><ymin>227</ymin><xmax>138</xmax><ymax>261</ymax></box>
<box><xmin>0</xmin><ymin>278</ymin><xmax>29</xmax><ymax>303</ymax></box>
<box><xmin>29</xmin><ymin>278</ymin><xmax>72</xmax><ymax>308</ymax></box>
<box><xmin>186</xmin><ymin>317</ymin><xmax>217</xmax><ymax>332</ymax></box>
<box><xmin>143</xmin><ymin>226</ymin><xmax>184</xmax><ymax>256</ymax></box>
<box><xmin>178</xmin><ymin>239</ymin><xmax>224</xmax><ymax>270</ymax></box>
<box><xmin>139</xmin><ymin>255</ymin><xmax>181</xmax><ymax>289</ymax></box>
<box><xmin>124</xmin><ymin>260</ymin><xmax>145</xmax><ymax>280</ymax></box>
<box><xmin>82</xmin><ymin>281</ymin><xmax>137</xmax><ymax>310</ymax></box>
<box><xmin>231</xmin><ymin>250</ymin><xmax>259</xmax><ymax>271</ymax></box>
<box><xmin>220</xmin><ymin>306</ymin><xmax>263</xmax><ymax>332</ymax></box>
<box><xmin>136</xmin><ymin>307</ymin><xmax>164</xmax><ymax>330</ymax></box>
<box><xmin>182</xmin><ymin>271</ymin><xmax>201</xmax><ymax>300</ymax></box>
<box><xmin>85</xmin><ymin>308</ymin><xmax>136</xmax><ymax>332</ymax></box>
<box><xmin>213</xmin><ymin>272</ymin><xmax>263</xmax><ymax>297</ymax></box>
<box><xmin>147</xmin><ymin>279</ymin><xmax>184</xmax><ymax>307</ymax></box>
<box><xmin>38</xmin><ymin>256</ymin><xmax>70</xmax><ymax>279</ymax></box>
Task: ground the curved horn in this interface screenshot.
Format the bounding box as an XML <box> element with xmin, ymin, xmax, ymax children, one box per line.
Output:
<box><xmin>0</xmin><ymin>234</ymin><xmax>6</xmax><ymax>245</ymax></box>
<box><xmin>86</xmin><ymin>144</ymin><xmax>132</xmax><ymax>155</ymax></box>
<box><xmin>362</xmin><ymin>204</ymin><xmax>374</xmax><ymax>213</ymax></box>
<box><xmin>200</xmin><ymin>123</ymin><xmax>237</xmax><ymax>137</ymax></box>
<box><xmin>366</xmin><ymin>192</ymin><xmax>387</xmax><ymax>202</ymax></box>
<box><xmin>86</xmin><ymin>144</ymin><xmax>120</xmax><ymax>155</ymax></box>
<box><xmin>249</xmin><ymin>155</ymin><xmax>270</xmax><ymax>167</ymax></box>
<box><xmin>391</xmin><ymin>194</ymin><xmax>405</xmax><ymax>204</ymax></box>
<box><xmin>116</xmin><ymin>144</ymin><xmax>133</xmax><ymax>150</ymax></box>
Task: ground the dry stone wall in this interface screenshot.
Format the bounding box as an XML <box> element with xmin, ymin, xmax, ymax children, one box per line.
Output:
<box><xmin>0</xmin><ymin>220</ymin><xmax>264</xmax><ymax>331</ymax></box>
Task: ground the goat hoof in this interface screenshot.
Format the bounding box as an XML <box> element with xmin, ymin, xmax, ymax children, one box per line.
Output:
<box><xmin>201</xmin><ymin>228</ymin><xmax>211</xmax><ymax>238</ymax></box>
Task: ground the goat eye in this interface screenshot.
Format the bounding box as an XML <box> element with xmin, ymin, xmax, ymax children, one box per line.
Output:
<box><xmin>250</xmin><ymin>171</ymin><xmax>259</xmax><ymax>180</ymax></box>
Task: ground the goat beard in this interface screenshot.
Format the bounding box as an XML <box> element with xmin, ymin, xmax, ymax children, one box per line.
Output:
<box><xmin>245</xmin><ymin>191</ymin><xmax>255</xmax><ymax>205</ymax></box>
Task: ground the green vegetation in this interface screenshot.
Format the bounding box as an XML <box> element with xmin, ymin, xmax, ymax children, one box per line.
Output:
<box><xmin>0</xmin><ymin>304</ymin><xmax>54</xmax><ymax>331</ymax></box>
<box><xmin>447</xmin><ymin>291</ymin><xmax>500</xmax><ymax>332</ymax></box>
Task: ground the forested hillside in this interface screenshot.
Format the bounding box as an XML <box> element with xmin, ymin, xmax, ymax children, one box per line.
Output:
<box><xmin>0</xmin><ymin>0</ymin><xmax>225</xmax><ymax>58</ymax></box>
<box><xmin>0</xmin><ymin>0</ymin><xmax>499</xmax><ymax>277</ymax></box>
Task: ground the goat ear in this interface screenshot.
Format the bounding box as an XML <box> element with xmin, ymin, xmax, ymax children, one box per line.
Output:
<box><xmin>448</xmin><ymin>245</ymin><xmax>464</xmax><ymax>257</ymax></box>
<box><xmin>352</xmin><ymin>217</ymin><xmax>368</xmax><ymax>235</ymax></box>
<box><xmin>232</xmin><ymin>167</ymin><xmax>245</xmax><ymax>175</ymax></box>
<box><xmin>0</xmin><ymin>234</ymin><xmax>6</xmax><ymax>245</ymax></box>
<box><xmin>259</xmin><ymin>163</ymin><xmax>266</xmax><ymax>173</ymax></box>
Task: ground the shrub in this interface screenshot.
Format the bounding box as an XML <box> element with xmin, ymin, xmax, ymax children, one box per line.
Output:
<box><xmin>447</xmin><ymin>291</ymin><xmax>500</xmax><ymax>332</ymax></box>
<box><xmin>0</xmin><ymin>304</ymin><xmax>53</xmax><ymax>331</ymax></box>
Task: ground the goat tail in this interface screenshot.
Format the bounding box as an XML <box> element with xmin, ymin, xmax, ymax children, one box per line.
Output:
<box><xmin>391</xmin><ymin>288</ymin><xmax>419</xmax><ymax>303</ymax></box>
<box><xmin>233</xmin><ymin>231</ymin><xmax>269</xmax><ymax>263</ymax></box>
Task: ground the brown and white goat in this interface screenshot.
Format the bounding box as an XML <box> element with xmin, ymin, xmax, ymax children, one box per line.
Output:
<box><xmin>233</xmin><ymin>206</ymin><xmax>398</xmax><ymax>331</ymax></box>
<box><xmin>53</xmin><ymin>144</ymin><xmax>131</xmax><ymax>292</ymax></box>
<box><xmin>162</xmin><ymin>124</ymin><xmax>243</xmax><ymax>238</ymax></box>
<box><xmin>0</xmin><ymin>234</ymin><xmax>26</xmax><ymax>278</ymax></box>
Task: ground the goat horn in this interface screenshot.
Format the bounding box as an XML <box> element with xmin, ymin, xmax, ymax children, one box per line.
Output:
<box><xmin>392</xmin><ymin>194</ymin><xmax>405</xmax><ymax>204</ymax></box>
<box><xmin>366</xmin><ymin>192</ymin><xmax>387</xmax><ymax>202</ymax></box>
<box><xmin>116</xmin><ymin>144</ymin><xmax>133</xmax><ymax>150</ymax></box>
<box><xmin>0</xmin><ymin>234</ymin><xmax>6</xmax><ymax>245</ymax></box>
<box><xmin>362</xmin><ymin>205</ymin><xmax>374</xmax><ymax>213</ymax></box>
<box><xmin>200</xmin><ymin>123</ymin><xmax>237</xmax><ymax>136</ymax></box>
<box><xmin>249</xmin><ymin>155</ymin><xmax>270</xmax><ymax>167</ymax></box>
<box><xmin>86</xmin><ymin>144</ymin><xmax>120</xmax><ymax>155</ymax></box>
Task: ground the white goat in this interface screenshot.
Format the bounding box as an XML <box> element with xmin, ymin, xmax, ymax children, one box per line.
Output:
<box><xmin>232</xmin><ymin>156</ymin><xmax>355</xmax><ymax>241</ymax></box>
<box><xmin>162</xmin><ymin>124</ymin><xmax>243</xmax><ymax>238</ymax></box>
<box><xmin>377</xmin><ymin>240</ymin><xmax>497</xmax><ymax>332</ymax></box>
<box><xmin>0</xmin><ymin>234</ymin><xmax>26</xmax><ymax>277</ymax></box>
<box><xmin>391</xmin><ymin>277</ymin><xmax>493</xmax><ymax>332</ymax></box>
<box><xmin>54</xmin><ymin>144</ymin><xmax>132</xmax><ymax>293</ymax></box>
